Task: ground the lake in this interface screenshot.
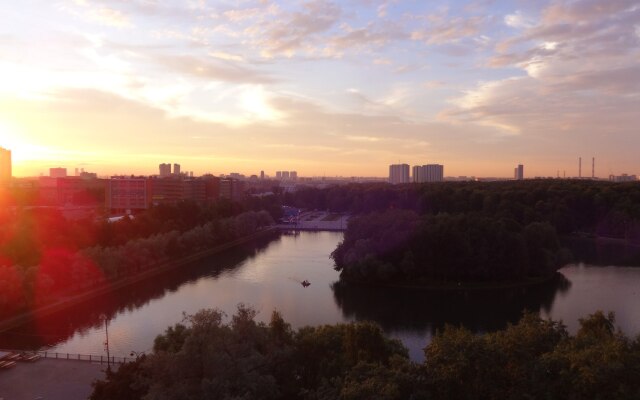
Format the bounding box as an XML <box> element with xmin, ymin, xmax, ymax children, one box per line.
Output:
<box><xmin>2</xmin><ymin>231</ymin><xmax>640</xmax><ymax>362</ymax></box>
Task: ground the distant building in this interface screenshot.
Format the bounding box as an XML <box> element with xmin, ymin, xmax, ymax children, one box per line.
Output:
<box><xmin>107</xmin><ymin>177</ymin><xmax>150</xmax><ymax>211</ymax></box>
<box><xmin>276</xmin><ymin>171</ymin><xmax>282</xmax><ymax>180</ymax></box>
<box><xmin>412</xmin><ymin>164</ymin><xmax>443</xmax><ymax>183</ymax></box>
<box><xmin>425</xmin><ymin>164</ymin><xmax>444</xmax><ymax>182</ymax></box>
<box><xmin>260</xmin><ymin>170</ymin><xmax>265</xmax><ymax>180</ymax></box>
<box><xmin>202</xmin><ymin>175</ymin><xmax>221</xmax><ymax>202</ymax></box>
<box><xmin>159</xmin><ymin>163</ymin><xmax>172</xmax><ymax>177</ymax></box>
<box><xmin>150</xmin><ymin>177</ymin><xmax>183</xmax><ymax>205</ymax></box>
<box><xmin>173</xmin><ymin>163</ymin><xmax>181</xmax><ymax>176</ymax></box>
<box><xmin>389</xmin><ymin>164</ymin><xmax>410</xmax><ymax>184</ymax></box>
<box><xmin>220</xmin><ymin>179</ymin><xmax>245</xmax><ymax>201</ymax></box>
<box><xmin>49</xmin><ymin>167</ymin><xmax>67</xmax><ymax>178</ymax></box>
<box><xmin>290</xmin><ymin>171</ymin><xmax>298</xmax><ymax>180</ymax></box>
<box><xmin>36</xmin><ymin>175</ymin><xmax>106</xmax><ymax>207</ymax></box>
<box><xmin>182</xmin><ymin>179</ymin><xmax>206</xmax><ymax>203</ymax></box>
<box><xmin>79</xmin><ymin>171</ymin><xmax>98</xmax><ymax>179</ymax></box>
<box><xmin>412</xmin><ymin>165</ymin><xmax>424</xmax><ymax>183</ymax></box>
<box><xmin>514</xmin><ymin>164</ymin><xmax>524</xmax><ymax>180</ymax></box>
<box><xmin>0</xmin><ymin>147</ymin><xmax>11</xmax><ymax>184</ymax></box>
<box><xmin>282</xmin><ymin>171</ymin><xmax>290</xmax><ymax>180</ymax></box>
<box><xmin>609</xmin><ymin>174</ymin><xmax>637</xmax><ymax>182</ymax></box>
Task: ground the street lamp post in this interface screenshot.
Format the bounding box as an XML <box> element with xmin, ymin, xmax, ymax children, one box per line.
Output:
<box><xmin>130</xmin><ymin>350</ymin><xmax>146</xmax><ymax>361</ymax></box>
<box><xmin>99</xmin><ymin>314</ymin><xmax>111</xmax><ymax>371</ymax></box>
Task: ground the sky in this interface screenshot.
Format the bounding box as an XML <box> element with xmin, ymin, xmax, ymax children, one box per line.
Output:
<box><xmin>0</xmin><ymin>0</ymin><xmax>639</xmax><ymax>178</ymax></box>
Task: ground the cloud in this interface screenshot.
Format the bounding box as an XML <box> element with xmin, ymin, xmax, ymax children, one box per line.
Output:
<box><xmin>154</xmin><ymin>54</ymin><xmax>277</xmax><ymax>85</ymax></box>
<box><xmin>504</xmin><ymin>11</ymin><xmax>535</xmax><ymax>29</ymax></box>
<box><xmin>542</xmin><ymin>0</ymin><xmax>638</xmax><ymax>23</ymax></box>
<box><xmin>444</xmin><ymin>0</ymin><xmax>640</xmax><ymax>154</ymax></box>
<box><xmin>66</xmin><ymin>1</ymin><xmax>133</xmax><ymax>28</ymax></box>
<box><xmin>326</xmin><ymin>21</ymin><xmax>406</xmax><ymax>56</ymax></box>
<box><xmin>411</xmin><ymin>12</ymin><xmax>487</xmax><ymax>45</ymax></box>
<box><xmin>248</xmin><ymin>0</ymin><xmax>342</xmax><ymax>58</ymax></box>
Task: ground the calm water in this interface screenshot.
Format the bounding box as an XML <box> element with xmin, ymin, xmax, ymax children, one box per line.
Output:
<box><xmin>3</xmin><ymin>231</ymin><xmax>640</xmax><ymax>361</ymax></box>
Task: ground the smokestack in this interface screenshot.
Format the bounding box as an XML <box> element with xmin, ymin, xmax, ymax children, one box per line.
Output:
<box><xmin>579</xmin><ymin>157</ymin><xmax>582</xmax><ymax>179</ymax></box>
<box><xmin>592</xmin><ymin>157</ymin><xmax>595</xmax><ymax>179</ymax></box>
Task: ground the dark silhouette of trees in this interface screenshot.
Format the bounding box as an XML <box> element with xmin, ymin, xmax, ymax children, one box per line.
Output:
<box><xmin>332</xmin><ymin>210</ymin><xmax>567</xmax><ymax>283</ymax></box>
<box><xmin>91</xmin><ymin>308</ymin><xmax>640</xmax><ymax>400</ymax></box>
<box><xmin>0</xmin><ymin>207</ymin><xmax>274</xmax><ymax>320</ymax></box>
<box><xmin>287</xmin><ymin>180</ymin><xmax>640</xmax><ymax>240</ymax></box>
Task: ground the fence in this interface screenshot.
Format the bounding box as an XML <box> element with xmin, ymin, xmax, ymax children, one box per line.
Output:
<box><xmin>0</xmin><ymin>349</ymin><xmax>131</xmax><ymax>365</ymax></box>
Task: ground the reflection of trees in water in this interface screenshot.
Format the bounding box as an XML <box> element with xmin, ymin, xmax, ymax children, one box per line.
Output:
<box><xmin>332</xmin><ymin>273</ymin><xmax>571</xmax><ymax>336</ymax></box>
<box><xmin>0</xmin><ymin>235</ymin><xmax>280</xmax><ymax>350</ymax></box>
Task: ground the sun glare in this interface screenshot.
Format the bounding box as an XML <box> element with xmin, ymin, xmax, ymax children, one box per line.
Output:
<box><xmin>0</xmin><ymin>119</ymin><xmax>59</xmax><ymax>164</ymax></box>
<box><xmin>0</xmin><ymin>120</ymin><xmax>26</xmax><ymax>151</ymax></box>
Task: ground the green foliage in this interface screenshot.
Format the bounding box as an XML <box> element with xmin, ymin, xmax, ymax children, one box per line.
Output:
<box><xmin>289</xmin><ymin>180</ymin><xmax>640</xmax><ymax>240</ymax></box>
<box><xmin>93</xmin><ymin>306</ymin><xmax>409</xmax><ymax>400</ymax></box>
<box><xmin>333</xmin><ymin>210</ymin><xmax>565</xmax><ymax>283</ymax></box>
<box><xmin>90</xmin><ymin>357</ymin><xmax>148</xmax><ymax>400</ymax></box>
<box><xmin>91</xmin><ymin>309</ymin><xmax>640</xmax><ymax>400</ymax></box>
<box><xmin>0</xmin><ymin>207</ymin><xmax>274</xmax><ymax>319</ymax></box>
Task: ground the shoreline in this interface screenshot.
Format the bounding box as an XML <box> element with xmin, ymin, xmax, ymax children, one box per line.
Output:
<box><xmin>0</xmin><ymin>228</ymin><xmax>279</xmax><ymax>333</ymax></box>
<box><xmin>335</xmin><ymin>273</ymin><xmax>560</xmax><ymax>292</ymax></box>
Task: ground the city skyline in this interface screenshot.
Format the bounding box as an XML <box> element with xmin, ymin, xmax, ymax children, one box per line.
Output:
<box><xmin>1</xmin><ymin>1</ymin><xmax>639</xmax><ymax>177</ymax></box>
<box><xmin>0</xmin><ymin>147</ymin><xmax>627</xmax><ymax>180</ymax></box>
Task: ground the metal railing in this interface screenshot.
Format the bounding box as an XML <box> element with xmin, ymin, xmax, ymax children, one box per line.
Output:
<box><xmin>0</xmin><ymin>349</ymin><xmax>131</xmax><ymax>365</ymax></box>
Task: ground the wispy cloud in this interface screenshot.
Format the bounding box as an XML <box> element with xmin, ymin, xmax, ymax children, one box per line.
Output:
<box><xmin>3</xmin><ymin>0</ymin><xmax>640</xmax><ymax>177</ymax></box>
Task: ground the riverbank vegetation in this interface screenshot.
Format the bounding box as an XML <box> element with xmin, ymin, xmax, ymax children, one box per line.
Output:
<box><xmin>332</xmin><ymin>209</ymin><xmax>570</xmax><ymax>283</ymax></box>
<box><xmin>91</xmin><ymin>307</ymin><xmax>640</xmax><ymax>400</ymax></box>
<box><xmin>314</xmin><ymin>180</ymin><xmax>640</xmax><ymax>284</ymax></box>
<box><xmin>287</xmin><ymin>180</ymin><xmax>640</xmax><ymax>240</ymax></box>
<box><xmin>0</xmin><ymin>203</ymin><xmax>273</xmax><ymax>320</ymax></box>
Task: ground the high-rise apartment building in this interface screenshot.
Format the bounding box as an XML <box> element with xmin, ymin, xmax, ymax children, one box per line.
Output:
<box><xmin>389</xmin><ymin>164</ymin><xmax>410</xmax><ymax>184</ymax></box>
<box><xmin>412</xmin><ymin>164</ymin><xmax>444</xmax><ymax>183</ymax></box>
<box><xmin>173</xmin><ymin>163</ymin><xmax>181</xmax><ymax>176</ymax></box>
<box><xmin>412</xmin><ymin>165</ymin><xmax>424</xmax><ymax>183</ymax></box>
<box><xmin>49</xmin><ymin>167</ymin><xmax>67</xmax><ymax>178</ymax></box>
<box><xmin>282</xmin><ymin>171</ymin><xmax>290</xmax><ymax>180</ymax></box>
<box><xmin>276</xmin><ymin>171</ymin><xmax>282</xmax><ymax>180</ymax></box>
<box><xmin>159</xmin><ymin>163</ymin><xmax>172</xmax><ymax>177</ymax></box>
<box><xmin>0</xmin><ymin>147</ymin><xmax>11</xmax><ymax>184</ymax></box>
<box><xmin>514</xmin><ymin>164</ymin><xmax>524</xmax><ymax>180</ymax></box>
<box><xmin>290</xmin><ymin>171</ymin><xmax>297</xmax><ymax>180</ymax></box>
<box><xmin>425</xmin><ymin>164</ymin><xmax>444</xmax><ymax>182</ymax></box>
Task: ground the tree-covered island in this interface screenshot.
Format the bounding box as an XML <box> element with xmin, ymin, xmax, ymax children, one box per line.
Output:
<box><xmin>332</xmin><ymin>209</ymin><xmax>569</xmax><ymax>285</ymax></box>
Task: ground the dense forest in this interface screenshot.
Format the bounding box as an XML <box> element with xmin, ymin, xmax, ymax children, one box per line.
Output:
<box><xmin>309</xmin><ymin>180</ymin><xmax>640</xmax><ymax>284</ymax></box>
<box><xmin>287</xmin><ymin>180</ymin><xmax>640</xmax><ymax>239</ymax></box>
<box><xmin>91</xmin><ymin>306</ymin><xmax>640</xmax><ymax>400</ymax></box>
<box><xmin>332</xmin><ymin>210</ymin><xmax>569</xmax><ymax>283</ymax></box>
<box><xmin>0</xmin><ymin>201</ymin><xmax>274</xmax><ymax>320</ymax></box>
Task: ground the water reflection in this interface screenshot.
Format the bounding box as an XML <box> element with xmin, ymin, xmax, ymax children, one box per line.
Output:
<box><xmin>0</xmin><ymin>234</ymin><xmax>280</xmax><ymax>350</ymax></box>
<box><xmin>332</xmin><ymin>273</ymin><xmax>571</xmax><ymax>336</ymax></box>
<box><xmin>5</xmin><ymin>231</ymin><xmax>640</xmax><ymax>364</ymax></box>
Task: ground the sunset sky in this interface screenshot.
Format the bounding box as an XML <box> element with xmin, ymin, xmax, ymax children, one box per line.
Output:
<box><xmin>1</xmin><ymin>0</ymin><xmax>639</xmax><ymax>178</ymax></box>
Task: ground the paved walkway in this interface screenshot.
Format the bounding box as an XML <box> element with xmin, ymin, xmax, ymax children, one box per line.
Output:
<box><xmin>0</xmin><ymin>359</ymin><xmax>106</xmax><ymax>400</ymax></box>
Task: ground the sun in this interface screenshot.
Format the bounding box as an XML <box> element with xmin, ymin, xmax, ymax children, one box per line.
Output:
<box><xmin>0</xmin><ymin>119</ymin><xmax>26</xmax><ymax>151</ymax></box>
<box><xmin>0</xmin><ymin>119</ymin><xmax>54</xmax><ymax>163</ymax></box>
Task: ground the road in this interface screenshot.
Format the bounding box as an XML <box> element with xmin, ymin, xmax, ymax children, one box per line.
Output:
<box><xmin>0</xmin><ymin>359</ymin><xmax>105</xmax><ymax>400</ymax></box>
